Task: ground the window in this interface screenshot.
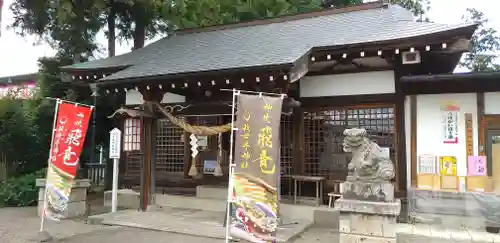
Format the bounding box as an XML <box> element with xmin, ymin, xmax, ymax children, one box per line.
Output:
<box><xmin>303</xmin><ymin>106</ymin><xmax>396</xmax><ymax>182</ymax></box>
<box><xmin>123</xmin><ymin>118</ymin><xmax>142</xmax><ymax>151</ymax></box>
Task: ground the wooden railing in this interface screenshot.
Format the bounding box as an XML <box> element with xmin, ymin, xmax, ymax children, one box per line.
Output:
<box><xmin>86</xmin><ymin>162</ymin><xmax>106</xmax><ymax>187</ymax></box>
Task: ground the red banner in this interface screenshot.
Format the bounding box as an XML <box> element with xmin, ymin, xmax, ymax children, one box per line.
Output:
<box><xmin>43</xmin><ymin>101</ymin><xmax>93</xmax><ymax>221</ymax></box>
<box><xmin>50</xmin><ymin>102</ymin><xmax>93</xmax><ymax>178</ymax></box>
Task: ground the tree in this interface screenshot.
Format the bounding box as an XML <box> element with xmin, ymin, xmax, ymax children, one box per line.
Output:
<box><xmin>460</xmin><ymin>8</ymin><xmax>500</xmax><ymax>72</ymax></box>
<box><xmin>113</xmin><ymin>0</ymin><xmax>171</xmax><ymax>49</ymax></box>
<box><xmin>9</xmin><ymin>0</ymin><xmax>105</xmax><ymax>62</ymax></box>
<box><xmin>0</xmin><ymin>95</ymin><xmax>43</xmax><ymax>177</ymax></box>
<box><xmin>391</xmin><ymin>0</ymin><xmax>430</xmax><ymax>19</ymax></box>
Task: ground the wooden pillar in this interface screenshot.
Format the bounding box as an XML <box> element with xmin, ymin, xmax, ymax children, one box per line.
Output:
<box><xmin>409</xmin><ymin>95</ymin><xmax>417</xmax><ymax>188</ymax></box>
<box><xmin>477</xmin><ymin>92</ymin><xmax>485</xmax><ymax>156</ymax></box>
<box><xmin>393</xmin><ymin>57</ymin><xmax>408</xmax><ymax>198</ymax></box>
<box><xmin>291</xmin><ymin>108</ymin><xmax>304</xmax><ymax>175</ymax></box>
<box><xmin>183</xmin><ymin>129</ymin><xmax>191</xmax><ymax>179</ymax></box>
<box><xmin>395</xmin><ymin>95</ymin><xmax>408</xmax><ymax>197</ymax></box>
<box><xmin>139</xmin><ymin>88</ymin><xmax>164</xmax><ymax>211</ymax></box>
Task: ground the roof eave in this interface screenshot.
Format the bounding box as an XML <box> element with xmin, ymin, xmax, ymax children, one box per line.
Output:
<box><xmin>60</xmin><ymin>65</ymin><xmax>131</xmax><ymax>73</ymax></box>
<box><xmin>312</xmin><ymin>23</ymin><xmax>479</xmax><ymax>53</ymax></box>
<box><xmin>401</xmin><ymin>71</ymin><xmax>500</xmax><ymax>83</ymax></box>
<box><xmin>92</xmin><ymin>62</ymin><xmax>295</xmax><ymax>87</ymax></box>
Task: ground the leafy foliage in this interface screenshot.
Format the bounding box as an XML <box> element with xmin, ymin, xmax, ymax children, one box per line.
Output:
<box><xmin>460</xmin><ymin>8</ymin><xmax>500</xmax><ymax>71</ymax></box>
<box><xmin>0</xmin><ymin>95</ymin><xmax>44</xmax><ymax>177</ymax></box>
<box><xmin>9</xmin><ymin>0</ymin><xmax>105</xmax><ymax>61</ymax></box>
<box><xmin>390</xmin><ymin>0</ymin><xmax>430</xmax><ymax>19</ymax></box>
<box><xmin>0</xmin><ymin>169</ymin><xmax>46</xmax><ymax>207</ymax></box>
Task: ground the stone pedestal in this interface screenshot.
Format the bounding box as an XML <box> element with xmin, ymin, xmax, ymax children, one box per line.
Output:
<box><xmin>36</xmin><ymin>179</ymin><xmax>90</xmax><ymax>218</ymax></box>
<box><xmin>335</xmin><ymin>181</ymin><xmax>401</xmax><ymax>240</ymax></box>
<box><xmin>103</xmin><ymin>189</ymin><xmax>140</xmax><ymax>209</ymax></box>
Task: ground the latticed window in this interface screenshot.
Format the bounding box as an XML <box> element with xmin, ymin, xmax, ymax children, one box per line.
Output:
<box><xmin>123</xmin><ymin>118</ymin><xmax>142</xmax><ymax>151</ymax></box>
<box><xmin>156</xmin><ymin>118</ymin><xmax>185</xmax><ymax>173</ymax></box>
<box><xmin>303</xmin><ymin>106</ymin><xmax>396</xmax><ymax>182</ymax></box>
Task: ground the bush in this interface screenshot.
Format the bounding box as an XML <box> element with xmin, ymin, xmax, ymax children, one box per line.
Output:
<box><xmin>0</xmin><ymin>169</ymin><xmax>46</xmax><ymax>207</ymax></box>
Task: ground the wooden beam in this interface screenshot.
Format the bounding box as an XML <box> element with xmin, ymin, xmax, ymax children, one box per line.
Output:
<box><xmin>300</xmin><ymin>93</ymin><xmax>397</xmax><ymax>108</ymax></box>
<box><xmin>440</xmin><ymin>38</ymin><xmax>471</xmax><ymax>53</ymax></box>
<box><xmin>410</xmin><ymin>95</ymin><xmax>417</xmax><ymax>188</ymax></box>
<box><xmin>477</xmin><ymin>92</ymin><xmax>485</xmax><ymax>156</ymax></box>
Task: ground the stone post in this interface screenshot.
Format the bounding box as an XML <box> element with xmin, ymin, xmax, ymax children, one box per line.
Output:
<box><xmin>36</xmin><ymin>179</ymin><xmax>90</xmax><ymax>218</ymax></box>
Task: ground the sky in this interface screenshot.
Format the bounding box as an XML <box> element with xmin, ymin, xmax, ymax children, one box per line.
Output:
<box><xmin>0</xmin><ymin>0</ymin><xmax>499</xmax><ymax>77</ymax></box>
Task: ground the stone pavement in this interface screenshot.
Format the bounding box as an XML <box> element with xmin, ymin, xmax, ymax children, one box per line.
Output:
<box><xmin>55</xmin><ymin>227</ymin><xmax>223</xmax><ymax>243</ymax></box>
<box><xmin>0</xmin><ymin>207</ymin><xmax>111</xmax><ymax>243</ymax></box>
<box><xmin>87</xmin><ymin>206</ymin><xmax>312</xmax><ymax>242</ymax></box>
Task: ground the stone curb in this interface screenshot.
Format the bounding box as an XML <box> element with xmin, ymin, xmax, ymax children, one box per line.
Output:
<box><xmin>100</xmin><ymin>219</ymin><xmax>226</xmax><ymax>240</ymax></box>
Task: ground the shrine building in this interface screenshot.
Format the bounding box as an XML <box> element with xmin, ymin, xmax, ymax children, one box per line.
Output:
<box><xmin>61</xmin><ymin>1</ymin><xmax>500</xmax><ymax>212</ymax></box>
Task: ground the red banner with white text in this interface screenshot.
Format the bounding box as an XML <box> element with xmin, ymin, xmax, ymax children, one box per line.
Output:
<box><xmin>44</xmin><ymin>101</ymin><xmax>93</xmax><ymax>220</ymax></box>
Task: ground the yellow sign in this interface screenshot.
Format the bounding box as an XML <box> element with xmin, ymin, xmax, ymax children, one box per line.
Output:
<box><xmin>439</xmin><ymin>156</ymin><xmax>457</xmax><ymax>176</ymax></box>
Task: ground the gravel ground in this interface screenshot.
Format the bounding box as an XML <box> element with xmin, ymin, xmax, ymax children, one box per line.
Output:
<box><xmin>0</xmin><ymin>207</ymin><xmax>223</xmax><ymax>243</ymax></box>
<box><xmin>0</xmin><ymin>207</ymin><xmax>337</xmax><ymax>243</ymax></box>
<box><xmin>0</xmin><ymin>207</ymin><xmax>109</xmax><ymax>243</ymax></box>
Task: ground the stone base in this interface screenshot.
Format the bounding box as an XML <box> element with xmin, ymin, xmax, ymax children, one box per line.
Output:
<box><xmin>342</xmin><ymin>180</ymin><xmax>395</xmax><ymax>202</ymax></box>
<box><xmin>29</xmin><ymin>231</ymin><xmax>54</xmax><ymax>242</ymax></box>
<box><xmin>335</xmin><ymin>198</ymin><xmax>401</xmax><ymax>239</ymax></box>
<box><xmin>335</xmin><ymin>198</ymin><xmax>401</xmax><ymax>216</ymax></box>
<box><xmin>195</xmin><ymin>185</ymin><xmax>227</xmax><ymax>200</ymax></box>
<box><xmin>339</xmin><ymin>212</ymin><xmax>399</xmax><ymax>238</ymax></box>
<box><xmin>104</xmin><ymin>189</ymin><xmax>140</xmax><ymax>209</ymax></box>
<box><xmin>36</xmin><ymin>179</ymin><xmax>90</xmax><ymax>218</ymax></box>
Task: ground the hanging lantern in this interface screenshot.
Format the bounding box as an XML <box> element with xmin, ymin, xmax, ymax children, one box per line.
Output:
<box><xmin>123</xmin><ymin>118</ymin><xmax>142</xmax><ymax>151</ymax></box>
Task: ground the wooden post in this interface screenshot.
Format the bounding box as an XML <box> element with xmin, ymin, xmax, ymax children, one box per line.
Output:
<box><xmin>139</xmin><ymin>88</ymin><xmax>164</xmax><ymax>210</ymax></box>
<box><xmin>477</xmin><ymin>92</ymin><xmax>485</xmax><ymax>156</ymax></box>
<box><xmin>410</xmin><ymin>95</ymin><xmax>417</xmax><ymax>188</ymax></box>
<box><xmin>291</xmin><ymin>108</ymin><xmax>304</xmax><ymax>175</ymax></box>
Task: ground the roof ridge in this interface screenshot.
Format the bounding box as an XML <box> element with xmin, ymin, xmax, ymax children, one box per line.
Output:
<box><xmin>176</xmin><ymin>1</ymin><xmax>387</xmax><ymax>35</ymax></box>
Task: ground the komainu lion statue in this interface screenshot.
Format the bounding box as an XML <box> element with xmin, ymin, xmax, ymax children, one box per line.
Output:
<box><xmin>342</xmin><ymin>128</ymin><xmax>395</xmax><ymax>182</ymax></box>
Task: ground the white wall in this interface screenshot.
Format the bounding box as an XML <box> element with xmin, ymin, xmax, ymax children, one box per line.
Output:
<box><xmin>485</xmin><ymin>92</ymin><xmax>500</xmax><ymax>114</ymax></box>
<box><xmin>299</xmin><ymin>71</ymin><xmax>395</xmax><ymax>97</ymax></box>
<box><xmin>125</xmin><ymin>90</ymin><xmax>186</xmax><ymax>105</ymax></box>
<box><xmin>413</xmin><ymin>93</ymin><xmax>479</xmax><ymax>182</ymax></box>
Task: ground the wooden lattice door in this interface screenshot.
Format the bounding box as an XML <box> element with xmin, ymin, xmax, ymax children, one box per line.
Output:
<box><xmin>303</xmin><ymin>105</ymin><xmax>397</xmax><ymax>186</ymax></box>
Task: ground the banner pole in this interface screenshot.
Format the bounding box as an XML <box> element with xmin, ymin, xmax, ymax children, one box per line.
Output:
<box><xmin>44</xmin><ymin>97</ymin><xmax>94</xmax><ymax>108</ymax></box>
<box><xmin>224</xmin><ymin>89</ymin><xmax>238</xmax><ymax>243</ymax></box>
<box><xmin>220</xmin><ymin>88</ymin><xmax>286</xmax><ymax>98</ymax></box>
<box><xmin>39</xmin><ymin>98</ymin><xmax>62</xmax><ymax>232</ymax></box>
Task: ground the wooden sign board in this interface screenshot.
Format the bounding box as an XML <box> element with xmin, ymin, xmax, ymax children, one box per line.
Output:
<box><xmin>417</xmin><ymin>174</ymin><xmax>440</xmax><ymax>190</ymax></box>
<box><xmin>466</xmin><ymin>176</ymin><xmax>487</xmax><ymax>192</ymax></box>
<box><xmin>441</xmin><ymin>176</ymin><xmax>458</xmax><ymax>190</ymax></box>
<box><xmin>465</xmin><ymin>113</ymin><xmax>474</xmax><ymax>158</ymax></box>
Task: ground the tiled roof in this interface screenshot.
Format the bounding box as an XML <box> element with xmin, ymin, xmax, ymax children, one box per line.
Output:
<box><xmin>63</xmin><ymin>3</ymin><xmax>477</xmax><ymax>82</ymax></box>
<box><xmin>0</xmin><ymin>73</ymin><xmax>37</xmax><ymax>85</ymax></box>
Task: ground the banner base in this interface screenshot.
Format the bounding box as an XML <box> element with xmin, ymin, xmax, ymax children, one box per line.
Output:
<box><xmin>30</xmin><ymin>231</ymin><xmax>54</xmax><ymax>242</ymax></box>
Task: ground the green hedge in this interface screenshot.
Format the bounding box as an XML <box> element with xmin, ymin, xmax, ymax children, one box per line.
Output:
<box><xmin>0</xmin><ymin>169</ymin><xmax>46</xmax><ymax>207</ymax></box>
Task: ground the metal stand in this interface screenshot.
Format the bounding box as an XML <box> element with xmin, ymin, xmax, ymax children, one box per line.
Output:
<box><xmin>224</xmin><ymin>89</ymin><xmax>239</xmax><ymax>243</ymax></box>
